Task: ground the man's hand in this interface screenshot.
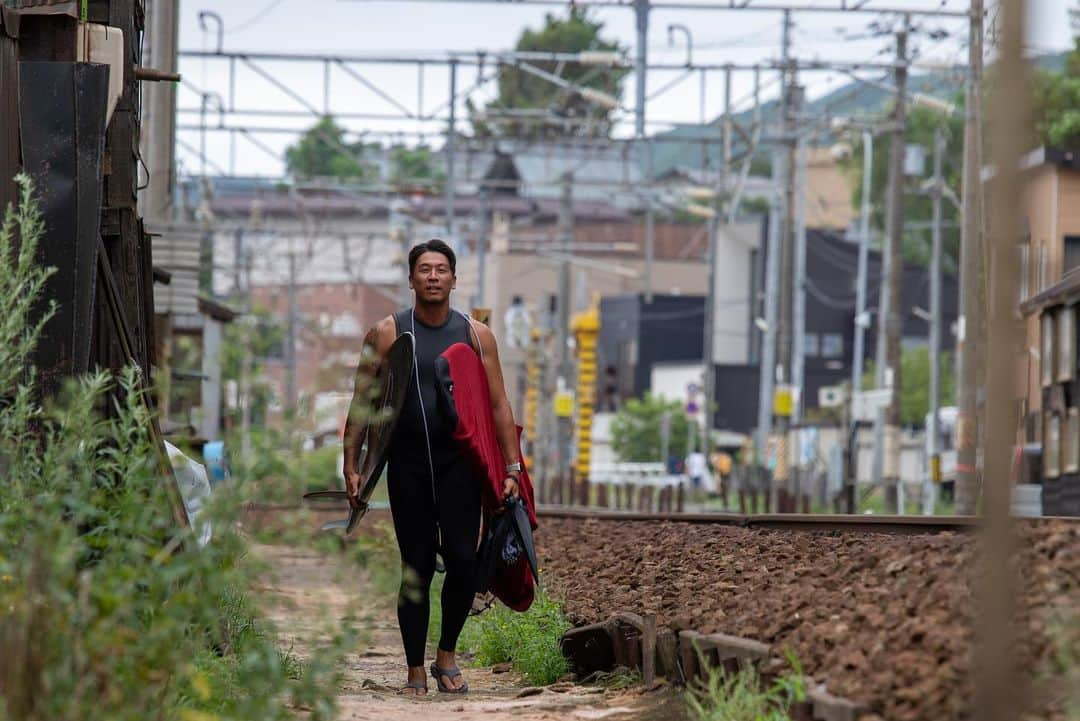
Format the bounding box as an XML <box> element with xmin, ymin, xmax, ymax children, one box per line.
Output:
<box><xmin>503</xmin><ymin>475</ymin><xmax>520</xmax><ymax>501</ymax></box>
<box><xmin>345</xmin><ymin>470</ymin><xmax>362</xmax><ymax>509</ymax></box>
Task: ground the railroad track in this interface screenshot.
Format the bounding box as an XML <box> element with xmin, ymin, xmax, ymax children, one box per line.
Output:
<box><xmin>248</xmin><ymin>500</ymin><xmax>1077</xmax><ymax>535</ymax></box>
<box><xmin>534</xmin><ymin>505</ymin><xmax>982</xmax><ymax>534</ymax></box>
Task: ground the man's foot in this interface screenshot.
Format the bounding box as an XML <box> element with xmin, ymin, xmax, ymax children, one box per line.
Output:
<box><xmin>400</xmin><ymin>666</ymin><xmax>428</xmax><ymax>695</ymax></box>
<box><xmin>432</xmin><ymin>649</ymin><xmax>468</xmax><ymax>692</ymax></box>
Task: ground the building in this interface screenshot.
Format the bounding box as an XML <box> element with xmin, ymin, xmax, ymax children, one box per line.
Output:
<box><xmin>1014</xmin><ymin>148</ymin><xmax>1080</xmax><ymax>427</ymax></box>
<box><xmin>732</xmin><ymin>228</ymin><xmax>958</xmax><ymax>434</ymax></box>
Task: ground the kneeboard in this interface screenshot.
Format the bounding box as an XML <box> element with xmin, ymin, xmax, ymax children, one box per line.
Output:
<box><xmin>303</xmin><ymin>331</ymin><xmax>415</xmax><ymax>533</ymax></box>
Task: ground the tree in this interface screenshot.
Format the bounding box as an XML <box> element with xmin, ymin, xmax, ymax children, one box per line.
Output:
<box><xmin>389</xmin><ymin>144</ymin><xmax>445</xmax><ymax>191</ymax></box>
<box><xmin>862</xmin><ymin>347</ymin><xmax>956</xmax><ymax>427</ymax></box>
<box><xmin>284</xmin><ymin>116</ymin><xmax>379</xmax><ymax>180</ymax></box>
<box><xmin>469</xmin><ymin>8</ymin><xmax>630</xmax><ymax>140</ymax></box>
<box><xmin>842</xmin><ymin>103</ymin><xmax>964</xmax><ymax>272</ymax></box>
<box><xmin>1034</xmin><ymin>38</ymin><xmax>1080</xmax><ymax>149</ymax></box>
<box><xmin>610</xmin><ymin>394</ymin><xmax>692</xmax><ymax>463</ymax></box>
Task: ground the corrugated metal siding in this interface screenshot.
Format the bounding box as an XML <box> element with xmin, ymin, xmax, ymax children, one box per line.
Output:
<box><xmin>149</xmin><ymin>224</ymin><xmax>200</xmax><ymax>315</ymax></box>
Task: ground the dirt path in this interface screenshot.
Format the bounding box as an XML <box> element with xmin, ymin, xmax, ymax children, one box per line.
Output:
<box><xmin>251</xmin><ymin>543</ymin><xmax>686</xmax><ymax>721</ymax></box>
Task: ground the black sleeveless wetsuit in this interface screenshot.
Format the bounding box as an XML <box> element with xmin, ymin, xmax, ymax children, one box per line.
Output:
<box><xmin>388</xmin><ymin>307</ymin><xmax>481</xmax><ymax>668</ymax></box>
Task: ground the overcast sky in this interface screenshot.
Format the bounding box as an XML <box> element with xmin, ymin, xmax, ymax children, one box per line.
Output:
<box><xmin>174</xmin><ymin>0</ymin><xmax>1074</xmax><ymax>178</ymax></box>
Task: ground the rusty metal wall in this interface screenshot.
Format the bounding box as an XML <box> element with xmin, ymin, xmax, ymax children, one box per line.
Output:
<box><xmin>3</xmin><ymin>0</ymin><xmax>154</xmax><ymax>391</ymax></box>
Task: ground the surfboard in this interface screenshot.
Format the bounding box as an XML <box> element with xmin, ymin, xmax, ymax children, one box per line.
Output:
<box><xmin>303</xmin><ymin>331</ymin><xmax>415</xmax><ymax>533</ymax></box>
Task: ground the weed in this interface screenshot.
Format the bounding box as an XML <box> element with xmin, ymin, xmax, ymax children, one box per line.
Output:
<box><xmin>458</xmin><ymin>590</ymin><xmax>572</xmax><ymax>685</ymax></box>
<box><xmin>584</xmin><ymin>666</ymin><xmax>643</xmax><ymax>690</ymax></box>
<box><xmin>685</xmin><ymin>651</ymin><xmax>806</xmax><ymax>721</ymax></box>
<box><xmin>0</xmin><ymin>176</ymin><xmax>348</xmax><ymax>721</ymax></box>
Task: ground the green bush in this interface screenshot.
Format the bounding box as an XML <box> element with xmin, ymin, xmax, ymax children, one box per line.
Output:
<box><xmin>610</xmin><ymin>393</ymin><xmax>692</xmax><ymax>463</ymax></box>
<box><xmin>0</xmin><ymin>175</ymin><xmax>348</xmax><ymax>721</ymax></box>
<box><xmin>458</xmin><ymin>591</ymin><xmax>572</xmax><ymax>686</ymax></box>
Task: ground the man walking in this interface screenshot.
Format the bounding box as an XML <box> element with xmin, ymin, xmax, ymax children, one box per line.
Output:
<box><xmin>343</xmin><ymin>239</ymin><xmax>522</xmax><ymax>696</ymax></box>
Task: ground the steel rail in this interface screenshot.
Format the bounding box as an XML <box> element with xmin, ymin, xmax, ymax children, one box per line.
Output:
<box><xmin>534</xmin><ymin>504</ymin><xmax>992</xmax><ymax>534</ymax></box>
<box><xmin>259</xmin><ymin>500</ymin><xmax>1078</xmax><ymax>535</ymax></box>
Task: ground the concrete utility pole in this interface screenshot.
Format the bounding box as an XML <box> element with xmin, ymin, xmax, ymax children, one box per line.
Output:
<box><xmin>882</xmin><ymin>19</ymin><xmax>909</xmax><ymax>512</ymax></box>
<box><xmin>925</xmin><ymin>126</ymin><xmax>945</xmax><ymax>516</ymax></box>
<box><xmin>852</xmin><ymin>131</ymin><xmax>873</xmax><ymax>392</ymax></box>
<box><xmin>635</xmin><ymin>0</ymin><xmax>655</xmax><ymax>302</ymax></box>
<box><xmin>556</xmin><ymin>172</ymin><xmax>574</xmax><ymax>483</ymax></box>
<box><xmin>446</xmin><ymin>60</ymin><xmax>458</xmax><ymax>246</ymax></box>
<box><xmin>476</xmin><ymin>185</ymin><xmax>490</xmax><ymax>307</ymax></box>
<box><xmin>791</xmin><ymin>86</ymin><xmax>807</xmax><ymax>426</ymax></box>
<box><xmin>976</xmin><ymin>0</ymin><xmax>1030</xmax><ymax>716</ymax></box>
<box><xmin>956</xmin><ymin>0</ymin><xmax>985</xmax><ymax>515</ymax></box>
<box><xmin>757</xmin><ymin>162</ymin><xmax>782</xmax><ymax>481</ymax></box>
<box><xmin>285</xmin><ymin>247</ymin><xmax>299</xmax><ymax>419</ymax></box>
<box><xmin>701</xmin><ymin>67</ymin><xmax>732</xmax><ymax>456</ymax></box>
<box><xmin>775</xmin><ymin>9</ymin><xmax>795</xmax><ymax>512</ymax></box>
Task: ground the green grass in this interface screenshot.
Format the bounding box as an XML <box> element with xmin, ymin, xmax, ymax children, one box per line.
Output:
<box><xmin>582</xmin><ymin>666</ymin><xmax>643</xmax><ymax>689</ymax></box>
<box><xmin>341</xmin><ymin>522</ymin><xmax>573</xmax><ymax>687</ymax></box>
<box><xmin>685</xmin><ymin>654</ymin><xmax>806</xmax><ymax>721</ymax></box>
<box><xmin>458</xmin><ymin>590</ymin><xmax>572</xmax><ymax>686</ymax></box>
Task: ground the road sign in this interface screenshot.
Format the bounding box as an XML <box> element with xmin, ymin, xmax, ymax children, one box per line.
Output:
<box><xmin>852</xmin><ymin>388</ymin><xmax>892</xmax><ymax>422</ymax></box>
<box><xmin>773</xmin><ymin>385</ymin><xmax>794</xmax><ymax>418</ymax></box>
<box><xmin>554</xmin><ymin>391</ymin><xmax>574</xmax><ymax>418</ymax></box>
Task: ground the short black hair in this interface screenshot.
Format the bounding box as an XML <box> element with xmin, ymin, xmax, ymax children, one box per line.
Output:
<box><xmin>408</xmin><ymin>239</ymin><xmax>456</xmax><ymax>276</ymax></box>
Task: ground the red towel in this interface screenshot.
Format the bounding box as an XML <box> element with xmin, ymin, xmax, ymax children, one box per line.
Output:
<box><xmin>435</xmin><ymin>342</ymin><xmax>537</xmax><ymax>611</ymax></box>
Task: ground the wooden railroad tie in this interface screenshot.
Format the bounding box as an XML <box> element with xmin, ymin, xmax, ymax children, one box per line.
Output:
<box><xmin>560</xmin><ymin>612</ymin><xmax>865</xmax><ymax>721</ymax></box>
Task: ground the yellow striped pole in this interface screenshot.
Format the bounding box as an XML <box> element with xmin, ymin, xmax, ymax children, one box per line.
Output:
<box><xmin>572</xmin><ymin>304</ymin><xmax>600</xmax><ymax>484</ymax></box>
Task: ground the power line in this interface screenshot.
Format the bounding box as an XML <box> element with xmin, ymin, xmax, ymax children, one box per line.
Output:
<box><xmin>230</xmin><ymin>0</ymin><xmax>290</xmax><ymax>34</ymax></box>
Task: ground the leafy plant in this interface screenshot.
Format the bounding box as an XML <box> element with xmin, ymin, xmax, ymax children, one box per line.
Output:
<box><xmin>458</xmin><ymin>590</ymin><xmax>572</xmax><ymax>685</ymax></box>
<box><xmin>685</xmin><ymin>652</ymin><xmax>806</xmax><ymax>721</ymax></box>
<box><xmin>610</xmin><ymin>393</ymin><xmax>692</xmax><ymax>463</ymax></box>
<box><xmin>0</xmin><ymin>175</ymin><xmax>348</xmax><ymax>721</ymax></box>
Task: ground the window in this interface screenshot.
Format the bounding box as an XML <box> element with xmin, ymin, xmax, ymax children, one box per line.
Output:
<box><xmin>1042</xmin><ymin>312</ymin><xmax>1056</xmax><ymax>387</ymax></box>
<box><xmin>1066</xmin><ymin>408</ymin><xmax>1079</xmax><ymax>474</ymax></box>
<box><xmin>1066</xmin><ymin>236</ymin><xmax>1080</xmax><ymax>276</ymax></box>
<box><xmin>822</xmin><ymin>333</ymin><xmax>844</xmax><ymax>359</ymax></box>
<box><xmin>1045</xmin><ymin>412</ymin><xmax>1061</xmax><ymax>479</ymax></box>
<box><xmin>1020</xmin><ymin>244</ymin><xmax>1030</xmax><ymax>301</ymax></box>
<box><xmin>803</xmin><ymin>333</ymin><xmax>819</xmax><ymax>357</ymax></box>
<box><xmin>1059</xmin><ymin>306</ymin><xmax>1076</xmax><ymax>382</ymax></box>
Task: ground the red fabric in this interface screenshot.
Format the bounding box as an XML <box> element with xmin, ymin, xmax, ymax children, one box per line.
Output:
<box><xmin>438</xmin><ymin>342</ymin><xmax>537</xmax><ymax>611</ymax></box>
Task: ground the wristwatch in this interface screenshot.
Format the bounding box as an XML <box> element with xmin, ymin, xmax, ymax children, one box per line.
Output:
<box><xmin>505</xmin><ymin>462</ymin><xmax>522</xmax><ymax>474</ymax></box>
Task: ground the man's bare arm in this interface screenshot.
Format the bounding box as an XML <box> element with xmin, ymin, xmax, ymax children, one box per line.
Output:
<box><xmin>471</xmin><ymin>322</ymin><xmax>522</xmax><ymax>499</ymax></box>
<box><xmin>343</xmin><ymin>317</ymin><xmax>395</xmax><ymax>495</ymax></box>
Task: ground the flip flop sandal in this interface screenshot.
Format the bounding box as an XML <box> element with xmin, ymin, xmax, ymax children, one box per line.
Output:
<box><xmin>399</xmin><ymin>681</ymin><xmax>428</xmax><ymax>696</ymax></box>
<box><xmin>430</xmin><ymin>663</ymin><xmax>469</xmax><ymax>694</ymax></box>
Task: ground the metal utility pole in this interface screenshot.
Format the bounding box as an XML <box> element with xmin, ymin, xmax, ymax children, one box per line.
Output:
<box><xmin>635</xmin><ymin>0</ymin><xmax>655</xmax><ymax>302</ymax></box>
<box><xmin>556</xmin><ymin>172</ymin><xmax>574</xmax><ymax>483</ymax></box>
<box><xmin>925</xmin><ymin>126</ymin><xmax>945</xmax><ymax>516</ymax></box>
<box><xmin>956</xmin><ymin>0</ymin><xmax>985</xmax><ymax>515</ymax></box>
<box><xmin>445</xmin><ymin>60</ymin><xmax>458</xmax><ymax>245</ymax></box>
<box><xmin>882</xmin><ymin>19</ymin><xmax>909</xmax><ymax>512</ymax></box>
<box><xmin>852</xmin><ymin>131</ymin><xmax>873</xmax><ymax>392</ymax></box>
<box><xmin>139</xmin><ymin>0</ymin><xmax>179</xmax><ymax>221</ymax></box>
